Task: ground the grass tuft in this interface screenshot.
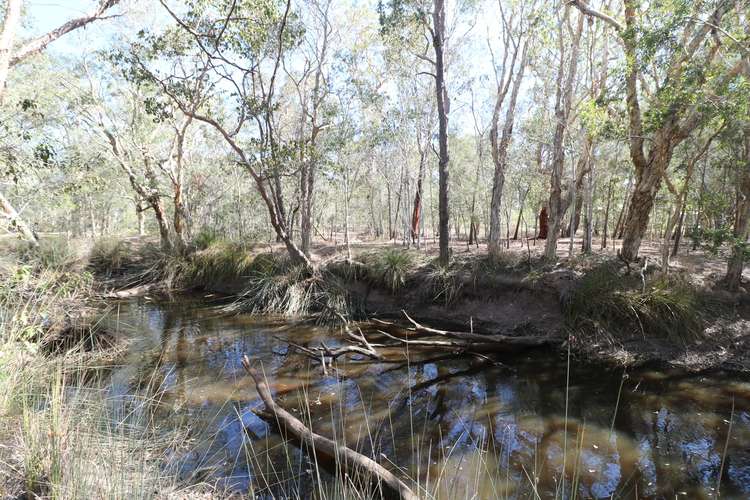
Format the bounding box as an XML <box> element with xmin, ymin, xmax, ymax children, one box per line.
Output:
<box><xmin>360</xmin><ymin>249</ymin><xmax>422</xmax><ymax>293</ymax></box>
<box><xmin>565</xmin><ymin>262</ymin><xmax>705</xmax><ymax>343</ymax></box>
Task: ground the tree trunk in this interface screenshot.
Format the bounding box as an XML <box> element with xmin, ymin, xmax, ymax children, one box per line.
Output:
<box><xmin>0</xmin><ymin>190</ymin><xmax>39</xmax><ymax>246</ymax></box>
<box><xmin>136</xmin><ymin>198</ymin><xmax>145</xmax><ymax>236</ymax></box>
<box><xmin>488</xmin><ymin>41</ymin><xmax>529</xmax><ymax>254</ymax></box>
<box><xmin>725</xmin><ymin>130</ymin><xmax>750</xmax><ymax>291</ymax></box>
<box><xmin>410</xmin><ymin>152</ymin><xmax>426</xmax><ymax>244</ymax></box>
<box><xmin>671</xmin><ymin>203</ymin><xmax>686</xmax><ymax>257</ymax></box>
<box><xmin>433</xmin><ymin>0</ymin><xmax>450</xmax><ymax>266</ymax></box>
<box><xmin>621</xmin><ymin>140</ymin><xmax>674</xmax><ymax>261</ymax></box>
<box><xmin>544</xmin><ymin>7</ymin><xmax>584</xmax><ymax>261</ymax></box>
<box><xmin>601</xmin><ymin>177</ymin><xmax>613</xmax><ymax>249</ymax></box>
<box><xmin>582</xmin><ymin>167</ymin><xmax>594</xmax><ymax>254</ymax></box>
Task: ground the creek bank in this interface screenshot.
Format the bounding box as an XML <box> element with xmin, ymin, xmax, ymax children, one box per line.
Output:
<box><xmin>93</xmin><ymin>243</ymin><xmax>750</xmax><ymax>374</ymax></box>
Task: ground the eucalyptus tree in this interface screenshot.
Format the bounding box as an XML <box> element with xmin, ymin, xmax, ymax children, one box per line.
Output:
<box><xmin>571</xmin><ymin>0</ymin><xmax>747</xmax><ymax>261</ymax></box>
<box><xmin>0</xmin><ymin>0</ymin><xmax>122</xmax><ymax>245</ymax></box>
<box><xmin>285</xmin><ymin>0</ymin><xmax>334</xmax><ymax>257</ymax></box>
<box><xmin>543</xmin><ymin>3</ymin><xmax>585</xmax><ymax>261</ymax></box>
<box><xmin>487</xmin><ymin>0</ymin><xmax>535</xmax><ymax>254</ymax></box>
<box><xmin>126</xmin><ymin>0</ymin><xmax>316</xmax><ymax>267</ymax></box>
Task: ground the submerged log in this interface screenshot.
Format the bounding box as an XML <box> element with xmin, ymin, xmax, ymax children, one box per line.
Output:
<box><xmin>241</xmin><ymin>355</ymin><xmax>418</xmax><ymax>500</ymax></box>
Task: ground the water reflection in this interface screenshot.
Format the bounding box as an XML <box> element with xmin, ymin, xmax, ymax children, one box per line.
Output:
<box><xmin>102</xmin><ymin>298</ymin><xmax>750</xmax><ymax>499</ymax></box>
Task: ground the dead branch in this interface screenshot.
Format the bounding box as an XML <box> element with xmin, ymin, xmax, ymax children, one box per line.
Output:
<box><xmin>241</xmin><ymin>355</ymin><xmax>418</xmax><ymax>500</ymax></box>
<box><xmin>373</xmin><ymin>311</ymin><xmax>557</xmax><ymax>350</ymax></box>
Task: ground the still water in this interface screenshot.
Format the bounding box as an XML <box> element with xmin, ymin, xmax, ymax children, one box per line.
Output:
<box><xmin>102</xmin><ymin>297</ymin><xmax>750</xmax><ymax>499</ymax></box>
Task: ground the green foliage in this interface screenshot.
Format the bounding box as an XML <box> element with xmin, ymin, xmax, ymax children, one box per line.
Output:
<box><xmin>565</xmin><ymin>262</ymin><xmax>705</xmax><ymax>343</ymax></box>
<box><xmin>692</xmin><ymin>226</ymin><xmax>750</xmax><ymax>260</ymax></box>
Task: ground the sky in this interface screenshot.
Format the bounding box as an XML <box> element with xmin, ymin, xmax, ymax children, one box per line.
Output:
<box><xmin>23</xmin><ymin>0</ymin><xmax>154</xmax><ymax>58</ymax></box>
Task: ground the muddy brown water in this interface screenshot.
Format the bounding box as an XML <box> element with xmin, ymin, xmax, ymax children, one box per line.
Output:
<box><xmin>101</xmin><ymin>296</ymin><xmax>750</xmax><ymax>499</ymax></box>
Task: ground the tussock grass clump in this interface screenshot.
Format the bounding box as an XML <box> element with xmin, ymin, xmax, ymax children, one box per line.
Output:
<box><xmin>15</xmin><ymin>237</ymin><xmax>84</xmax><ymax>271</ymax></box>
<box><xmin>565</xmin><ymin>262</ymin><xmax>704</xmax><ymax>343</ymax></box>
<box><xmin>359</xmin><ymin>249</ymin><xmax>422</xmax><ymax>293</ymax></box>
<box><xmin>423</xmin><ymin>261</ymin><xmax>464</xmax><ymax>306</ymax></box>
<box><xmin>192</xmin><ymin>227</ymin><xmax>222</xmax><ymax>250</ymax></box>
<box><xmin>178</xmin><ymin>240</ymin><xmax>254</xmax><ymax>289</ymax></box>
<box><xmin>89</xmin><ymin>237</ymin><xmax>129</xmax><ymax>276</ymax></box>
<box><xmin>227</xmin><ymin>253</ymin><xmax>358</xmax><ymax>321</ymax></box>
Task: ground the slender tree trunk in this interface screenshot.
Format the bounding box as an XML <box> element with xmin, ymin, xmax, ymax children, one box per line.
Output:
<box><xmin>601</xmin><ymin>176</ymin><xmax>613</xmax><ymax>249</ymax></box>
<box><xmin>582</xmin><ymin>166</ymin><xmax>594</xmax><ymax>253</ymax></box>
<box><xmin>136</xmin><ymin>197</ymin><xmax>145</xmax><ymax>236</ymax></box>
<box><xmin>671</xmin><ymin>203</ymin><xmax>686</xmax><ymax>256</ymax></box>
<box><xmin>411</xmin><ymin>152</ymin><xmax>426</xmax><ymax>244</ymax></box>
<box><xmin>433</xmin><ymin>0</ymin><xmax>450</xmax><ymax>266</ymax></box>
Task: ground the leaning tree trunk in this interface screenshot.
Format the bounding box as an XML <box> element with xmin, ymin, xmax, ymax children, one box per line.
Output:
<box><xmin>0</xmin><ymin>190</ymin><xmax>39</xmax><ymax>246</ymax></box>
<box><xmin>621</xmin><ymin>142</ymin><xmax>673</xmax><ymax>261</ymax></box>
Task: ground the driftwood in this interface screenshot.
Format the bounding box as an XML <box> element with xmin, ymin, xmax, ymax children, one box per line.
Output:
<box><xmin>101</xmin><ymin>283</ymin><xmax>156</xmax><ymax>298</ymax></box>
<box><xmin>372</xmin><ymin>311</ymin><xmax>557</xmax><ymax>352</ymax></box>
<box><xmin>241</xmin><ymin>355</ymin><xmax>418</xmax><ymax>500</ymax></box>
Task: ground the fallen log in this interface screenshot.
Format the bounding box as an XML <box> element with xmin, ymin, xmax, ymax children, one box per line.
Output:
<box><xmin>241</xmin><ymin>355</ymin><xmax>418</xmax><ymax>500</ymax></box>
<box><xmin>372</xmin><ymin>310</ymin><xmax>558</xmax><ymax>351</ymax></box>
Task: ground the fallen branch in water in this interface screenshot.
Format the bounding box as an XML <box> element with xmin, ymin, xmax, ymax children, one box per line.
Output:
<box><xmin>241</xmin><ymin>355</ymin><xmax>418</xmax><ymax>500</ymax></box>
<box><xmin>371</xmin><ymin>310</ymin><xmax>557</xmax><ymax>352</ymax></box>
<box><xmin>101</xmin><ymin>283</ymin><xmax>157</xmax><ymax>298</ymax></box>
